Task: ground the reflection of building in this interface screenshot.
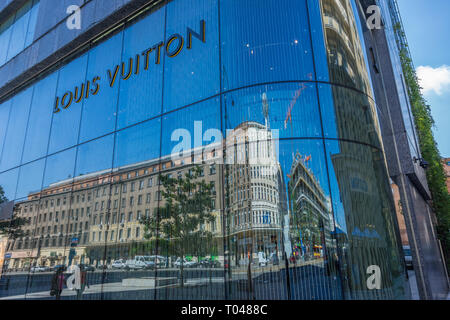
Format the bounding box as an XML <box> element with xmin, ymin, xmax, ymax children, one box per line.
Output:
<box><xmin>225</xmin><ymin>120</ymin><xmax>285</xmax><ymax>265</ymax></box>
<box><xmin>322</xmin><ymin>0</ymin><xmax>406</xmax><ymax>299</ymax></box>
<box><xmin>5</xmin><ymin>148</ymin><xmax>224</xmax><ymax>269</ymax></box>
<box><xmin>0</xmin><ymin>236</ymin><xmax>7</xmax><ymax>272</ymax></box>
<box><xmin>288</xmin><ymin>152</ymin><xmax>333</xmax><ymax>261</ymax></box>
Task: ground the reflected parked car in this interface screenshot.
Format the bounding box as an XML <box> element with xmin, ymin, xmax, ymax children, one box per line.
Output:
<box><xmin>199</xmin><ymin>258</ymin><xmax>220</xmax><ymax>268</ymax></box>
<box><xmin>111</xmin><ymin>259</ymin><xmax>126</xmax><ymax>269</ymax></box>
<box><xmin>403</xmin><ymin>245</ymin><xmax>413</xmax><ymax>269</ymax></box>
<box><xmin>174</xmin><ymin>258</ymin><xmax>197</xmax><ymax>268</ymax></box>
<box><xmin>79</xmin><ymin>264</ymin><xmax>96</xmax><ymax>272</ymax></box>
<box><xmin>30</xmin><ymin>266</ymin><xmax>46</xmax><ymax>272</ymax></box>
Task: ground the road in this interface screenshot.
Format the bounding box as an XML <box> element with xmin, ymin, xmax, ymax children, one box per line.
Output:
<box><xmin>0</xmin><ymin>262</ymin><xmax>342</xmax><ymax>300</ymax></box>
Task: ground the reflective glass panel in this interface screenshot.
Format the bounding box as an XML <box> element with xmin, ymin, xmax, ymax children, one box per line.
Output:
<box><xmin>116</xmin><ymin>7</ymin><xmax>165</xmax><ymax>130</ymax></box>
<box><xmin>223</xmin><ymin>83</ymin><xmax>321</xmax><ymax>140</ymax></box>
<box><xmin>220</xmin><ymin>0</ymin><xmax>315</xmax><ymax>91</ymax></box>
<box><xmin>79</xmin><ymin>31</ymin><xmax>123</xmax><ymax>143</ymax></box>
<box><xmin>0</xmin><ymin>168</ymin><xmax>19</xmax><ymax>201</ymax></box>
<box><xmin>16</xmin><ymin>158</ymin><xmax>45</xmax><ymax>200</ymax></box>
<box><xmin>114</xmin><ymin>118</ymin><xmax>161</xmax><ymax>169</ymax></box>
<box><xmin>43</xmin><ymin>148</ymin><xmax>76</xmax><ymax>189</ymax></box>
<box><xmin>22</xmin><ymin>72</ymin><xmax>58</xmax><ymax>163</ymax></box>
<box><xmin>324</xmin><ymin>139</ymin><xmax>408</xmax><ymax>299</ymax></box>
<box><xmin>48</xmin><ymin>54</ymin><xmax>88</xmax><ymax>154</ymax></box>
<box><xmin>163</xmin><ymin>0</ymin><xmax>220</xmax><ymax>112</ymax></box>
<box><xmin>75</xmin><ymin>135</ymin><xmax>114</xmax><ymax>178</ymax></box>
<box><xmin>0</xmin><ymin>87</ymin><xmax>33</xmax><ymax>172</ymax></box>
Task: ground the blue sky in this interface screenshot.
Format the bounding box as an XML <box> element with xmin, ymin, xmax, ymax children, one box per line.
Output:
<box><xmin>397</xmin><ymin>0</ymin><xmax>450</xmax><ymax>158</ymax></box>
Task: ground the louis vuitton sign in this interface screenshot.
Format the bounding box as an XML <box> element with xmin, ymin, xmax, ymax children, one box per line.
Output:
<box><xmin>53</xmin><ymin>20</ymin><xmax>206</xmax><ymax>114</ymax></box>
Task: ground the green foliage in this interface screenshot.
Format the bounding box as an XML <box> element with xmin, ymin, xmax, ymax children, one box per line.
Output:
<box><xmin>394</xmin><ymin>24</ymin><xmax>450</xmax><ymax>269</ymax></box>
<box><xmin>0</xmin><ymin>185</ymin><xmax>29</xmax><ymax>240</ymax></box>
<box><xmin>0</xmin><ymin>185</ymin><xmax>7</xmax><ymax>204</ymax></box>
<box><xmin>139</xmin><ymin>166</ymin><xmax>216</xmax><ymax>284</ymax></box>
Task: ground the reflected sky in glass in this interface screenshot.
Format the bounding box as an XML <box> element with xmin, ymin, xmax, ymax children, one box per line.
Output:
<box><xmin>75</xmin><ymin>134</ymin><xmax>114</xmax><ymax>177</ymax></box>
<box><xmin>114</xmin><ymin>118</ymin><xmax>161</xmax><ymax>169</ymax></box>
<box><xmin>22</xmin><ymin>72</ymin><xmax>58</xmax><ymax>164</ymax></box>
<box><xmin>16</xmin><ymin>158</ymin><xmax>45</xmax><ymax>199</ymax></box>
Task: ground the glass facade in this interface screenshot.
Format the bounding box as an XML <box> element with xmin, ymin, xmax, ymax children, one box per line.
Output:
<box><xmin>0</xmin><ymin>0</ymin><xmax>408</xmax><ymax>300</ymax></box>
<box><xmin>0</xmin><ymin>0</ymin><xmax>40</xmax><ymax>67</ymax></box>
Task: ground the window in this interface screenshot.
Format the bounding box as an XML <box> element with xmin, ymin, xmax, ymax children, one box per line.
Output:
<box><xmin>210</xmin><ymin>164</ymin><xmax>216</xmax><ymax>175</ymax></box>
<box><xmin>139</xmin><ymin>180</ymin><xmax>145</xmax><ymax>190</ymax></box>
<box><xmin>138</xmin><ymin>195</ymin><xmax>143</xmax><ymax>205</ymax></box>
<box><xmin>130</xmin><ymin>182</ymin><xmax>135</xmax><ymax>192</ymax></box>
<box><xmin>127</xmin><ymin>228</ymin><xmax>131</xmax><ymax>239</ymax></box>
<box><xmin>129</xmin><ymin>196</ymin><xmax>134</xmax><ymax>206</ymax></box>
<box><xmin>146</xmin><ymin>193</ymin><xmax>151</xmax><ymax>203</ymax></box>
<box><xmin>119</xmin><ymin>229</ymin><xmax>123</xmax><ymax>239</ymax></box>
<box><xmin>0</xmin><ymin>0</ymin><xmax>40</xmax><ymax>66</ymax></box>
<box><xmin>147</xmin><ymin>178</ymin><xmax>153</xmax><ymax>187</ymax></box>
<box><xmin>128</xmin><ymin>212</ymin><xmax>133</xmax><ymax>222</ymax></box>
<box><xmin>136</xmin><ymin>227</ymin><xmax>140</xmax><ymax>238</ymax></box>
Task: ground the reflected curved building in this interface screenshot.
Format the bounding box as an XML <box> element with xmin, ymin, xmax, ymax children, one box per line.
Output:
<box><xmin>0</xmin><ymin>0</ymin><xmax>409</xmax><ymax>299</ymax></box>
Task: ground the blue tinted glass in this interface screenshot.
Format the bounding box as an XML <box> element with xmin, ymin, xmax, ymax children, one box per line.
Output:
<box><xmin>24</xmin><ymin>0</ymin><xmax>40</xmax><ymax>47</ymax></box>
<box><xmin>79</xmin><ymin>32</ymin><xmax>123</xmax><ymax>143</ymax></box>
<box><xmin>223</xmin><ymin>83</ymin><xmax>321</xmax><ymax>139</ymax></box>
<box><xmin>324</xmin><ymin>139</ymin><xmax>406</xmax><ymax>299</ymax></box>
<box><xmin>16</xmin><ymin>158</ymin><xmax>45</xmax><ymax>199</ymax></box>
<box><xmin>6</xmin><ymin>1</ymin><xmax>32</xmax><ymax>60</ymax></box>
<box><xmin>48</xmin><ymin>54</ymin><xmax>88</xmax><ymax>154</ymax></box>
<box><xmin>114</xmin><ymin>118</ymin><xmax>161</xmax><ymax>169</ymax></box>
<box><xmin>43</xmin><ymin>148</ymin><xmax>76</xmax><ymax>188</ymax></box>
<box><xmin>0</xmin><ymin>100</ymin><xmax>12</xmax><ymax>161</ymax></box>
<box><xmin>75</xmin><ymin>134</ymin><xmax>114</xmax><ymax>177</ymax></box>
<box><xmin>0</xmin><ymin>87</ymin><xmax>33</xmax><ymax>172</ymax></box>
<box><xmin>0</xmin><ymin>16</ymin><xmax>14</xmax><ymax>66</ymax></box>
<box><xmin>22</xmin><ymin>72</ymin><xmax>58</xmax><ymax>163</ymax></box>
<box><xmin>307</xmin><ymin>0</ymin><xmax>329</xmax><ymax>82</ymax></box>
<box><xmin>319</xmin><ymin>84</ymin><xmax>381</xmax><ymax>148</ymax></box>
<box><xmin>161</xmin><ymin>97</ymin><xmax>221</xmax><ymax>158</ymax></box>
<box><xmin>0</xmin><ymin>168</ymin><xmax>19</xmax><ymax>201</ymax></box>
<box><xmin>275</xmin><ymin>139</ymin><xmax>342</xmax><ymax>299</ymax></box>
<box><xmin>163</xmin><ymin>0</ymin><xmax>220</xmax><ymax>112</ymax></box>
<box><xmin>220</xmin><ymin>0</ymin><xmax>314</xmax><ymax>91</ymax></box>
<box><xmin>117</xmin><ymin>7</ymin><xmax>165</xmax><ymax>130</ymax></box>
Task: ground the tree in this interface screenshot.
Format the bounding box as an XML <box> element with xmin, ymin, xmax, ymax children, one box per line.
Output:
<box><xmin>0</xmin><ymin>185</ymin><xmax>29</xmax><ymax>240</ymax></box>
<box><xmin>139</xmin><ymin>165</ymin><xmax>216</xmax><ymax>286</ymax></box>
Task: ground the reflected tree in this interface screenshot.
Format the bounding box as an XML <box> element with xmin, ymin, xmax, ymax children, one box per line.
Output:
<box><xmin>0</xmin><ymin>185</ymin><xmax>29</xmax><ymax>240</ymax></box>
<box><xmin>139</xmin><ymin>166</ymin><xmax>215</xmax><ymax>286</ymax></box>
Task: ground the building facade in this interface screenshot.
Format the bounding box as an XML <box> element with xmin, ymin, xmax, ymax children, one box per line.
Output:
<box><xmin>0</xmin><ymin>0</ymin><xmax>410</xmax><ymax>300</ymax></box>
<box><xmin>358</xmin><ymin>0</ymin><xmax>449</xmax><ymax>299</ymax></box>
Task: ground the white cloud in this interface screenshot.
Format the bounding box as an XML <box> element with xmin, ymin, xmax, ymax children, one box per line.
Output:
<box><xmin>416</xmin><ymin>65</ymin><xmax>450</xmax><ymax>95</ymax></box>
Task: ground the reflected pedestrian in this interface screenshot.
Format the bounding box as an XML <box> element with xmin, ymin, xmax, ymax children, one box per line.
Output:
<box><xmin>76</xmin><ymin>265</ymin><xmax>89</xmax><ymax>300</ymax></box>
<box><xmin>50</xmin><ymin>267</ymin><xmax>65</xmax><ymax>300</ymax></box>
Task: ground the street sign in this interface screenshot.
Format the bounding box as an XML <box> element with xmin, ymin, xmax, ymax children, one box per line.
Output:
<box><xmin>4</xmin><ymin>253</ymin><xmax>11</xmax><ymax>259</ymax></box>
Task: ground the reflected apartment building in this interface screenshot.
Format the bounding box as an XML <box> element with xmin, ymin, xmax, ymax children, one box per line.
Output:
<box><xmin>5</xmin><ymin>117</ymin><xmax>290</xmax><ymax>270</ymax></box>
<box><xmin>4</xmin><ymin>146</ymin><xmax>224</xmax><ymax>269</ymax></box>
